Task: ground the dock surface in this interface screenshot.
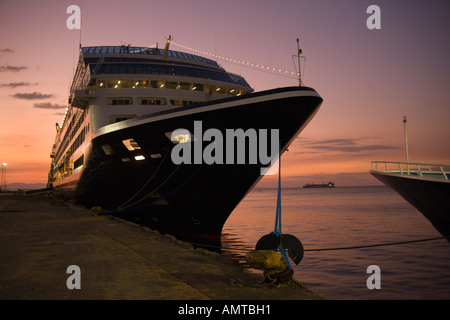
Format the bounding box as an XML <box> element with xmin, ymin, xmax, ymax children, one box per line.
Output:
<box><xmin>0</xmin><ymin>193</ymin><xmax>321</xmax><ymax>300</ymax></box>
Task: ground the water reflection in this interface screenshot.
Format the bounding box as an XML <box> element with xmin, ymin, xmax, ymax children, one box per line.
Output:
<box><xmin>220</xmin><ymin>186</ymin><xmax>450</xmax><ymax>299</ymax></box>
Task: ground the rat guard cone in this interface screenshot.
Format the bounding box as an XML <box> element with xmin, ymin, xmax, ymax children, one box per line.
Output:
<box><xmin>280</xmin><ymin>234</ymin><xmax>304</xmax><ymax>265</ymax></box>
<box><xmin>256</xmin><ymin>233</ymin><xmax>280</xmax><ymax>251</ymax></box>
<box><xmin>256</xmin><ymin>233</ymin><xmax>304</xmax><ymax>265</ymax></box>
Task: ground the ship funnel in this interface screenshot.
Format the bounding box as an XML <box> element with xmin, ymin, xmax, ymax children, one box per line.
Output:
<box><xmin>163</xmin><ymin>35</ymin><xmax>172</xmax><ymax>60</ymax></box>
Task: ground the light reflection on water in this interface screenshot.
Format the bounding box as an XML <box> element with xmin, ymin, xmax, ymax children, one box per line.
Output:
<box><xmin>221</xmin><ymin>186</ymin><xmax>450</xmax><ymax>299</ymax></box>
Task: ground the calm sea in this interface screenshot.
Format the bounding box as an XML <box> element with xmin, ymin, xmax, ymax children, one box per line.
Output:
<box><xmin>221</xmin><ymin>185</ymin><xmax>450</xmax><ymax>300</ymax></box>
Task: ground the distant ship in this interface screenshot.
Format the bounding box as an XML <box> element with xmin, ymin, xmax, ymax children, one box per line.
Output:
<box><xmin>303</xmin><ymin>182</ymin><xmax>335</xmax><ymax>188</ymax></box>
<box><xmin>370</xmin><ymin>161</ymin><xmax>450</xmax><ymax>241</ymax></box>
<box><xmin>48</xmin><ymin>37</ymin><xmax>323</xmax><ymax>246</ymax></box>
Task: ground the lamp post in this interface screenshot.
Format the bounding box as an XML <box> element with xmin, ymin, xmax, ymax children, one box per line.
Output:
<box><xmin>403</xmin><ymin>116</ymin><xmax>409</xmax><ymax>174</ymax></box>
<box><xmin>1</xmin><ymin>162</ymin><xmax>6</xmax><ymax>192</ymax></box>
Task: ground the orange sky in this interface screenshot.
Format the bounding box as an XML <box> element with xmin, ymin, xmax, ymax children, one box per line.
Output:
<box><xmin>1</xmin><ymin>0</ymin><xmax>449</xmax><ymax>188</ymax></box>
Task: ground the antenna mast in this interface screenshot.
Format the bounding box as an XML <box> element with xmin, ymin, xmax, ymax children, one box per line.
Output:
<box><xmin>296</xmin><ymin>38</ymin><xmax>303</xmax><ymax>86</ymax></box>
<box><xmin>163</xmin><ymin>35</ymin><xmax>172</xmax><ymax>60</ymax></box>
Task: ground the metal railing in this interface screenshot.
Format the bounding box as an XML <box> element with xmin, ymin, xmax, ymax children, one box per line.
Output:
<box><xmin>371</xmin><ymin>161</ymin><xmax>450</xmax><ymax>181</ymax></box>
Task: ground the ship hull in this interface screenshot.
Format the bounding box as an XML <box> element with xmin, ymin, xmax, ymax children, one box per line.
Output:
<box><xmin>370</xmin><ymin>171</ymin><xmax>450</xmax><ymax>241</ymax></box>
<box><xmin>54</xmin><ymin>87</ymin><xmax>322</xmax><ymax>247</ymax></box>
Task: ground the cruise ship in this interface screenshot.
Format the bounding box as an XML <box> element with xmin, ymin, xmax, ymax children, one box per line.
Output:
<box><xmin>370</xmin><ymin>161</ymin><xmax>450</xmax><ymax>241</ymax></box>
<box><xmin>48</xmin><ymin>38</ymin><xmax>323</xmax><ymax>246</ymax></box>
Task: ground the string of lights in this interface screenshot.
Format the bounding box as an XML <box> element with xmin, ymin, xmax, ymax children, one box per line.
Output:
<box><xmin>171</xmin><ymin>41</ymin><xmax>299</xmax><ymax>80</ymax></box>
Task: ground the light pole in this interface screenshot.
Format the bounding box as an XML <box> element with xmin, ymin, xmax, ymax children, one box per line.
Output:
<box><xmin>1</xmin><ymin>162</ymin><xmax>6</xmax><ymax>192</ymax></box>
<box><xmin>403</xmin><ymin>116</ymin><xmax>409</xmax><ymax>174</ymax></box>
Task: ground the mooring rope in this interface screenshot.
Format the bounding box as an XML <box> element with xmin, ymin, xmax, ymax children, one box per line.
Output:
<box><xmin>303</xmin><ymin>236</ymin><xmax>449</xmax><ymax>252</ymax></box>
<box><xmin>186</xmin><ymin>235</ymin><xmax>448</xmax><ymax>254</ymax></box>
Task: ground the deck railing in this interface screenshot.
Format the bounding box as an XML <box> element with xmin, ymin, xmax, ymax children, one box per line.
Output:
<box><xmin>371</xmin><ymin>161</ymin><xmax>450</xmax><ymax>181</ymax></box>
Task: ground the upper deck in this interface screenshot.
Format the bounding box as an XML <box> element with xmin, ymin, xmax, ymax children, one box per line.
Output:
<box><xmin>82</xmin><ymin>46</ymin><xmax>221</xmax><ymax>69</ymax></box>
<box><xmin>72</xmin><ymin>45</ymin><xmax>252</xmax><ymax>92</ymax></box>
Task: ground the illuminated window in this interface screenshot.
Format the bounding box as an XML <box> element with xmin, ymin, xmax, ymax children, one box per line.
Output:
<box><xmin>138</xmin><ymin>97</ymin><xmax>166</xmax><ymax>105</ymax></box>
<box><xmin>192</xmin><ymin>83</ymin><xmax>204</xmax><ymax>91</ymax></box>
<box><xmin>179</xmin><ymin>82</ymin><xmax>191</xmax><ymax>90</ymax></box>
<box><xmin>205</xmin><ymin>84</ymin><xmax>216</xmax><ymax>93</ymax></box>
<box><xmin>135</xmin><ymin>80</ymin><xmax>149</xmax><ymax>88</ymax></box>
<box><xmin>135</xmin><ymin>155</ymin><xmax>145</xmax><ymax>161</ymax></box>
<box><xmin>170</xmin><ymin>100</ymin><xmax>199</xmax><ymax>107</ymax></box>
<box><xmin>122</xmin><ymin>138</ymin><xmax>141</xmax><ymax>151</ymax></box>
<box><xmin>165</xmin><ymin>130</ymin><xmax>192</xmax><ymax>144</ymax></box>
<box><xmin>165</xmin><ymin>81</ymin><xmax>178</xmax><ymax>89</ymax></box>
<box><xmin>107</xmin><ymin>80</ymin><xmax>120</xmax><ymax>88</ymax></box>
<box><xmin>216</xmin><ymin>86</ymin><xmax>227</xmax><ymax>94</ymax></box>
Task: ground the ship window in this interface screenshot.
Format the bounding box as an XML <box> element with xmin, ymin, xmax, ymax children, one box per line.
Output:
<box><xmin>170</xmin><ymin>100</ymin><xmax>199</xmax><ymax>107</ymax></box>
<box><xmin>74</xmin><ymin>155</ymin><xmax>84</xmax><ymax>169</ymax></box>
<box><xmin>134</xmin><ymin>80</ymin><xmax>149</xmax><ymax>88</ymax></box>
<box><xmin>165</xmin><ymin>81</ymin><xmax>178</xmax><ymax>89</ymax></box>
<box><xmin>122</xmin><ymin>138</ymin><xmax>141</xmax><ymax>151</ymax></box>
<box><xmin>107</xmin><ymin>97</ymin><xmax>132</xmax><ymax>105</ymax></box>
<box><xmin>110</xmin><ymin>115</ymin><xmax>136</xmax><ymax>123</ymax></box>
<box><xmin>135</xmin><ymin>155</ymin><xmax>145</xmax><ymax>161</ymax></box>
<box><xmin>216</xmin><ymin>86</ymin><xmax>227</xmax><ymax>94</ymax></box>
<box><xmin>157</xmin><ymin>80</ymin><xmax>165</xmax><ymax>88</ymax></box>
<box><xmin>97</xmin><ymin>81</ymin><xmax>105</xmax><ymax>88</ymax></box>
<box><xmin>138</xmin><ymin>97</ymin><xmax>166</xmax><ymax>105</ymax></box>
<box><xmin>101</xmin><ymin>144</ymin><xmax>114</xmax><ymax>155</ymax></box>
<box><xmin>119</xmin><ymin>65</ymin><xmax>128</xmax><ymax>73</ymax></box>
<box><xmin>107</xmin><ymin>80</ymin><xmax>120</xmax><ymax>88</ymax></box>
<box><xmin>179</xmin><ymin>82</ymin><xmax>191</xmax><ymax>90</ymax></box>
<box><xmin>192</xmin><ymin>83</ymin><xmax>204</xmax><ymax>91</ymax></box>
<box><xmin>228</xmin><ymin>88</ymin><xmax>236</xmax><ymax>95</ymax></box>
<box><xmin>205</xmin><ymin>84</ymin><xmax>215</xmax><ymax>93</ymax></box>
<box><xmin>165</xmin><ymin>130</ymin><xmax>192</xmax><ymax>144</ymax></box>
<box><xmin>150</xmin><ymin>80</ymin><xmax>159</xmax><ymax>88</ymax></box>
<box><xmin>119</xmin><ymin>79</ymin><xmax>132</xmax><ymax>88</ymax></box>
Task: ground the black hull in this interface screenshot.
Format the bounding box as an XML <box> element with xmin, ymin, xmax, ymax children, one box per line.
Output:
<box><xmin>55</xmin><ymin>87</ymin><xmax>322</xmax><ymax>247</ymax></box>
<box><xmin>371</xmin><ymin>171</ymin><xmax>450</xmax><ymax>241</ymax></box>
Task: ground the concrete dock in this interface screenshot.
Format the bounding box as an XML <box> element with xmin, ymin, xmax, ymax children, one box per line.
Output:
<box><xmin>0</xmin><ymin>193</ymin><xmax>321</xmax><ymax>300</ymax></box>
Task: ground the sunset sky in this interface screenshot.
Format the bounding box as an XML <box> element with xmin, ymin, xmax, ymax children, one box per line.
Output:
<box><xmin>0</xmin><ymin>0</ymin><xmax>449</xmax><ymax>188</ymax></box>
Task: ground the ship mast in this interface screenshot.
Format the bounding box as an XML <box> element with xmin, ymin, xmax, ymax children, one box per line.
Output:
<box><xmin>163</xmin><ymin>35</ymin><xmax>172</xmax><ymax>60</ymax></box>
<box><xmin>296</xmin><ymin>38</ymin><xmax>303</xmax><ymax>87</ymax></box>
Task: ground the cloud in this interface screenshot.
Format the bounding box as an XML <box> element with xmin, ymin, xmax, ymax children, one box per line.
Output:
<box><xmin>0</xmin><ymin>82</ymin><xmax>37</xmax><ymax>88</ymax></box>
<box><xmin>11</xmin><ymin>92</ymin><xmax>55</xmax><ymax>100</ymax></box>
<box><xmin>0</xmin><ymin>48</ymin><xmax>14</xmax><ymax>53</ymax></box>
<box><xmin>0</xmin><ymin>65</ymin><xmax>27</xmax><ymax>72</ymax></box>
<box><xmin>33</xmin><ymin>102</ymin><xmax>66</xmax><ymax>109</ymax></box>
